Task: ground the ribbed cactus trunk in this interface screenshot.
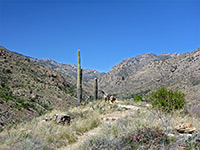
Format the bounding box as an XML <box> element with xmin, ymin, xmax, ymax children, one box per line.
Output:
<box><xmin>94</xmin><ymin>78</ymin><xmax>98</xmax><ymax>101</ymax></box>
<box><xmin>77</xmin><ymin>50</ymin><xmax>82</xmax><ymax>106</ymax></box>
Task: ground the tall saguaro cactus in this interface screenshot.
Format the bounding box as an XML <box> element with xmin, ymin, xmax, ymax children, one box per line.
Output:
<box><xmin>94</xmin><ymin>78</ymin><xmax>98</xmax><ymax>101</ymax></box>
<box><xmin>77</xmin><ymin>50</ymin><xmax>82</xmax><ymax>106</ymax></box>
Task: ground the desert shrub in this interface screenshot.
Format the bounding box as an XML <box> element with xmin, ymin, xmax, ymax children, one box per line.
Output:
<box><xmin>184</xmin><ymin>132</ymin><xmax>200</xmax><ymax>149</ymax></box>
<box><xmin>192</xmin><ymin>104</ymin><xmax>200</xmax><ymax>118</ymax></box>
<box><xmin>28</xmin><ymin>98</ymin><xmax>35</xmax><ymax>102</ymax></box>
<box><xmin>122</xmin><ymin>127</ymin><xmax>169</xmax><ymax>147</ymax></box>
<box><xmin>81</xmin><ymin>135</ymin><xmax>115</xmax><ymax>150</ymax></box>
<box><xmin>21</xmin><ymin>103</ymin><xmax>30</xmax><ymax>109</ymax></box>
<box><xmin>41</xmin><ymin>104</ymin><xmax>49</xmax><ymax>110</ymax></box>
<box><xmin>14</xmin><ymin>103</ymin><xmax>22</xmax><ymax>110</ymax></box>
<box><xmin>4</xmin><ymin>69</ymin><xmax>12</xmax><ymax>74</ymax></box>
<box><xmin>149</xmin><ymin>87</ymin><xmax>185</xmax><ymax>113</ymax></box>
<box><xmin>81</xmin><ymin>127</ymin><xmax>169</xmax><ymax>150</ymax></box>
<box><xmin>0</xmin><ymin>88</ymin><xmax>15</xmax><ymax>102</ymax></box>
<box><xmin>0</xmin><ymin>83</ymin><xmax>6</xmax><ymax>88</ymax></box>
<box><xmin>149</xmin><ymin>87</ymin><xmax>186</xmax><ymax>132</ymax></box>
<box><xmin>14</xmin><ymin>83</ymin><xmax>24</xmax><ymax>88</ymax></box>
<box><xmin>16</xmin><ymin>99</ymin><xmax>24</xmax><ymax>103</ymax></box>
<box><xmin>133</xmin><ymin>95</ymin><xmax>143</xmax><ymax>102</ymax></box>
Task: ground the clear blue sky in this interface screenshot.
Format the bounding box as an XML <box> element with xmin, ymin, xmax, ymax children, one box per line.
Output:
<box><xmin>1</xmin><ymin>0</ymin><xmax>200</xmax><ymax>72</ymax></box>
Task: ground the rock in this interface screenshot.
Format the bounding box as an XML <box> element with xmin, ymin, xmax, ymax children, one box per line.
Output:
<box><xmin>175</xmin><ymin>122</ymin><xmax>197</xmax><ymax>134</ymax></box>
<box><xmin>110</xmin><ymin>96</ymin><xmax>116</xmax><ymax>103</ymax></box>
<box><xmin>145</xmin><ymin>104</ymin><xmax>152</xmax><ymax>107</ymax></box>
<box><xmin>102</xmin><ymin>117</ymin><xmax>119</xmax><ymax>121</ymax></box>
<box><xmin>167</xmin><ymin>133</ymin><xmax>175</xmax><ymax>137</ymax></box>
<box><xmin>178</xmin><ymin>133</ymin><xmax>193</xmax><ymax>137</ymax></box>
<box><xmin>53</xmin><ymin>114</ymin><xmax>71</xmax><ymax>125</ymax></box>
<box><xmin>102</xmin><ymin>94</ymin><xmax>110</xmax><ymax>102</ymax></box>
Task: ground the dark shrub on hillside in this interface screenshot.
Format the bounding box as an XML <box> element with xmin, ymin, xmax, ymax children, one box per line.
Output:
<box><xmin>133</xmin><ymin>95</ymin><xmax>143</xmax><ymax>102</ymax></box>
<box><xmin>149</xmin><ymin>87</ymin><xmax>185</xmax><ymax>113</ymax></box>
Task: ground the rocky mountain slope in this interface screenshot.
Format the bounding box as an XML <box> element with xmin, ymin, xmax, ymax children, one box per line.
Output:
<box><xmin>31</xmin><ymin>58</ymin><xmax>105</xmax><ymax>83</ymax></box>
<box><xmin>30</xmin><ymin>58</ymin><xmax>105</xmax><ymax>97</ymax></box>
<box><xmin>30</xmin><ymin>47</ymin><xmax>200</xmax><ymax>104</ymax></box>
<box><xmin>0</xmin><ymin>46</ymin><xmax>76</xmax><ymax>132</ymax></box>
<box><xmin>99</xmin><ymin>48</ymin><xmax>200</xmax><ymax>103</ymax></box>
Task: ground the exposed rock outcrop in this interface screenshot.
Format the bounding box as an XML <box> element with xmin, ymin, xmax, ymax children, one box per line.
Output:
<box><xmin>175</xmin><ymin>122</ymin><xmax>197</xmax><ymax>134</ymax></box>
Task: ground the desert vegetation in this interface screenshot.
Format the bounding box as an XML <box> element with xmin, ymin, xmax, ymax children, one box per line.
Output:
<box><xmin>1</xmin><ymin>88</ymin><xmax>200</xmax><ymax>150</ymax></box>
<box><xmin>0</xmin><ymin>105</ymin><xmax>100</xmax><ymax>149</ymax></box>
<box><xmin>0</xmin><ymin>47</ymin><xmax>200</xmax><ymax>150</ymax></box>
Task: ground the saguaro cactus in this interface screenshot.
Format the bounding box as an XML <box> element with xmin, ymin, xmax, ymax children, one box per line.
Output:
<box><xmin>77</xmin><ymin>50</ymin><xmax>82</xmax><ymax>106</ymax></box>
<box><xmin>94</xmin><ymin>78</ymin><xmax>98</xmax><ymax>101</ymax></box>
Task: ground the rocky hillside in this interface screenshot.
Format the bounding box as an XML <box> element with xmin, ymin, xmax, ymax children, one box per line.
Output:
<box><xmin>31</xmin><ymin>58</ymin><xmax>105</xmax><ymax>83</ymax></box>
<box><xmin>0</xmin><ymin>46</ymin><xmax>76</xmax><ymax>132</ymax></box>
<box><xmin>30</xmin><ymin>57</ymin><xmax>105</xmax><ymax>97</ymax></box>
<box><xmin>99</xmin><ymin>48</ymin><xmax>200</xmax><ymax>103</ymax></box>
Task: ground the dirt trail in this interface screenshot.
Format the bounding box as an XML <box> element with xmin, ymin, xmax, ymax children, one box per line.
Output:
<box><xmin>60</xmin><ymin>104</ymin><xmax>141</xmax><ymax>150</ymax></box>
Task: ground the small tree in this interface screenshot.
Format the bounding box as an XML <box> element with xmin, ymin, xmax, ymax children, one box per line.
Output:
<box><xmin>149</xmin><ymin>87</ymin><xmax>185</xmax><ymax>132</ymax></box>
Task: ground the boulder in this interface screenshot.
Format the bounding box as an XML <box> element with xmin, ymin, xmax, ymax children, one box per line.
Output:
<box><xmin>110</xmin><ymin>96</ymin><xmax>116</xmax><ymax>103</ymax></box>
<box><xmin>175</xmin><ymin>122</ymin><xmax>197</xmax><ymax>134</ymax></box>
<box><xmin>103</xmin><ymin>94</ymin><xmax>110</xmax><ymax>102</ymax></box>
<box><xmin>53</xmin><ymin>114</ymin><xmax>71</xmax><ymax>125</ymax></box>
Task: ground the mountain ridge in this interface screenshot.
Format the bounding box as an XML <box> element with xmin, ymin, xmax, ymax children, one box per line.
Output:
<box><xmin>99</xmin><ymin>48</ymin><xmax>200</xmax><ymax>103</ymax></box>
<box><xmin>27</xmin><ymin>47</ymin><xmax>200</xmax><ymax>103</ymax></box>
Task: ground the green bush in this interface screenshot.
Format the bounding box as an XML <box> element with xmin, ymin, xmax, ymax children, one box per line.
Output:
<box><xmin>3</xmin><ymin>69</ymin><xmax>12</xmax><ymax>74</ymax></box>
<box><xmin>133</xmin><ymin>95</ymin><xmax>143</xmax><ymax>102</ymax></box>
<box><xmin>41</xmin><ymin>104</ymin><xmax>50</xmax><ymax>110</ymax></box>
<box><xmin>149</xmin><ymin>87</ymin><xmax>185</xmax><ymax>113</ymax></box>
<box><xmin>21</xmin><ymin>103</ymin><xmax>30</xmax><ymax>109</ymax></box>
<box><xmin>16</xmin><ymin>99</ymin><xmax>24</xmax><ymax>103</ymax></box>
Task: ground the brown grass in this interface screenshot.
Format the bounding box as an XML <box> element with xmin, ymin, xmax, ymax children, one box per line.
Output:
<box><xmin>0</xmin><ymin>100</ymin><xmax>200</xmax><ymax>150</ymax></box>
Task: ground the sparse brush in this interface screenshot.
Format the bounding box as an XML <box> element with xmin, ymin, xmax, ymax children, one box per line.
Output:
<box><xmin>80</xmin><ymin>124</ymin><xmax>169</xmax><ymax>150</ymax></box>
<box><xmin>184</xmin><ymin>132</ymin><xmax>200</xmax><ymax>149</ymax></box>
<box><xmin>71</xmin><ymin>112</ymin><xmax>101</xmax><ymax>135</ymax></box>
<box><xmin>192</xmin><ymin>104</ymin><xmax>200</xmax><ymax>118</ymax></box>
<box><xmin>0</xmin><ymin>106</ymin><xmax>101</xmax><ymax>150</ymax></box>
<box><xmin>80</xmin><ymin>134</ymin><xmax>116</xmax><ymax>150</ymax></box>
<box><xmin>122</xmin><ymin>127</ymin><xmax>169</xmax><ymax>147</ymax></box>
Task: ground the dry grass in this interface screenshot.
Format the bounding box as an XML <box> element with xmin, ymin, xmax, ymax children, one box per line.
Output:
<box><xmin>0</xmin><ymin>104</ymin><xmax>101</xmax><ymax>150</ymax></box>
<box><xmin>78</xmin><ymin>105</ymin><xmax>200</xmax><ymax>150</ymax></box>
<box><xmin>0</xmin><ymin>100</ymin><xmax>200</xmax><ymax>150</ymax></box>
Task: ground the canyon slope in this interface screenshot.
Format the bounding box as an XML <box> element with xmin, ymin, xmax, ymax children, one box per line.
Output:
<box><xmin>99</xmin><ymin>48</ymin><xmax>200</xmax><ymax>103</ymax></box>
<box><xmin>0</xmin><ymin>46</ymin><xmax>76</xmax><ymax>131</ymax></box>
